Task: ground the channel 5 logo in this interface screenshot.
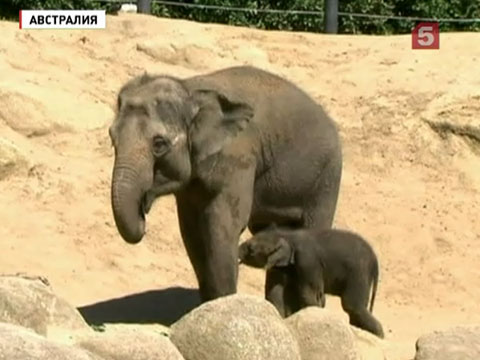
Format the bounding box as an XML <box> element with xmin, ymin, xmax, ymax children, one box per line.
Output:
<box><xmin>412</xmin><ymin>22</ymin><xmax>440</xmax><ymax>49</ymax></box>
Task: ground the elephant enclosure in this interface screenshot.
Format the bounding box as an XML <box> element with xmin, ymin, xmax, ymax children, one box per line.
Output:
<box><xmin>0</xmin><ymin>13</ymin><xmax>479</xmax><ymax>360</ymax></box>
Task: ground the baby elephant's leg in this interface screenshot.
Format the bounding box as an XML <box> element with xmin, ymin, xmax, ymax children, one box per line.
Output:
<box><xmin>265</xmin><ymin>268</ymin><xmax>288</xmax><ymax>317</ymax></box>
<box><xmin>298</xmin><ymin>283</ymin><xmax>319</xmax><ymax>308</ymax></box>
<box><xmin>283</xmin><ymin>270</ymin><xmax>302</xmax><ymax>316</ymax></box>
<box><xmin>318</xmin><ymin>292</ymin><xmax>326</xmax><ymax>308</ymax></box>
<box><xmin>341</xmin><ymin>277</ymin><xmax>385</xmax><ymax>338</ymax></box>
<box><xmin>296</xmin><ymin>263</ymin><xmax>324</xmax><ymax>309</ymax></box>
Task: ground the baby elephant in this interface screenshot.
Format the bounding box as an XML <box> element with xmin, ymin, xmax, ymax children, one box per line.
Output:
<box><xmin>238</xmin><ymin>225</ymin><xmax>384</xmax><ymax>338</ymax></box>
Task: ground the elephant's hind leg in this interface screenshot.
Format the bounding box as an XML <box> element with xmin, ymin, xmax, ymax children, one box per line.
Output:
<box><xmin>341</xmin><ymin>277</ymin><xmax>385</xmax><ymax>338</ymax></box>
<box><xmin>303</xmin><ymin>151</ymin><xmax>342</xmax><ymax>230</ymax></box>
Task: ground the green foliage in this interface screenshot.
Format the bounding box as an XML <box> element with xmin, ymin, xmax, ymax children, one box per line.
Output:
<box><xmin>1</xmin><ymin>0</ymin><xmax>479</xmax><ymax>33</ymax></box>
<box><xmin>152</xmin><ymin>0</ymin><xmax>324</xmax><ymax>32</ymax></box>
<box><xmin>339</xmin><ymin>0</ymin><xmax>395</xmax><ymax>35</ymax></box>
<box><xmin>152</xmin><ymin>0</ymin><xmax>480</xmax><ymax>34</ymax></box>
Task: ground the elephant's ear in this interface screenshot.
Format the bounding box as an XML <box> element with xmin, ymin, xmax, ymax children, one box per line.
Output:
<box><xmin>266</xmin><ymin>237</ymin><xmax>294</xmax><ymax>269</ymax></box>
<box><xmin>188</xmin><ymin>89</ymin><xmax>254</xmax><ymax>162</ymax></box>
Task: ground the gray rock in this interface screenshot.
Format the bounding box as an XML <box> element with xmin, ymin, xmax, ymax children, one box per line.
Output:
<box><xmin>100</xmin><ymin>323</ymin><xmax>170</xmax><ymax>337</ymax></box>
<box><xmin>0</xmin><ymin>322</ymin><xmax>102</xmax><ymax>360</ymax></box>
<box><xmin>76</xmin><ymin>326</ymin><xmax>184</xmax><ymax>360</ymax></box>
<box><xmin>170</xmin><ymin>294</ymin><xmax>301</xmax><ymax>360</ymax></box>
<box><xmin>351</xmin><ymin>326</ymin><xmax>388</xmax><ymax>360</ymax></box>
<box><xmin>414</xmin><ymin>325</ymin><xmax>480</xmax><ymax>360</ymax></box>
<box><xmin>285</xmin><ymin>307</ymin><xmax>360</xmax><ymax>360</ymax></box>
<box><xmin>0</xmin><ymin>274</ymin><xmax>91</xmax><ymax>336</ymax></box>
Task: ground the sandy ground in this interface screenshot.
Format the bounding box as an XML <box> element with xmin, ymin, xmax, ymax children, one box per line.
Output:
<box><xmin>0</xmin><ymin>13</ymin><xmax>479</xmax><ymax>360</ymax></box>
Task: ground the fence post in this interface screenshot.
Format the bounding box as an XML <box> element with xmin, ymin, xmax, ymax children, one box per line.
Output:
<box><xmin>324</xmin><ymin>0</ymin><xmax>338</xmax><ymax>33</ymax></box>
<box><xmin>137</xmin><ymin>0</ymin><xmax>152</xmax><ymax>14</ymax></box>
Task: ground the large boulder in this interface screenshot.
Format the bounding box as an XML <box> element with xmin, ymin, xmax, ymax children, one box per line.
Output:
<box><xmin>100</xmin><ymin>323</ymin><xmax>171</xmax><ymax>336</ymax></box>
<box><xmin>285</xmin><ymin>307</ymin><xmax>360</xmax><ymax>360</ymax></box>
<box><xmin>170</xmin><ymin>294</ymin><xmax>301</xmax><ymax>360</ymax></box>
<box><xmin>0</xmin><ymin>322</ymin><xmax>102</xmax><ymax>360</ymax></box>
<box><xmin>76</xmin><ymin>326</ymin><xmax>184</xmax><ymax>360</ymax></box>
<box><xmin>414</xmin><ymin>325</ymin><xmax>480</xmax><ymax>360</ymax></box>
<box><xmin>0</xmin><ymin>274</ymin><xmax>91</xmax><ymax>337</ymax></box>
<box><xmin>351</xmin><ymin>326</ymin><xmax>388</xmax><ymax>360</ymax></box>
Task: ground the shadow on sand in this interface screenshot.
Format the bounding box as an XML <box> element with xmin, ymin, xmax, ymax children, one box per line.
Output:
<box><xmin>78</xmin><ymin>286</ymin><xmax>201</xmax><ymax>327</ymax></box>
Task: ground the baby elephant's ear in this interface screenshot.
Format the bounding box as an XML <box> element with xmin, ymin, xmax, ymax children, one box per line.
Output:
<box><xmin>266</xmin><ymin>237</ymin><xmax>293</xmax><ymax>269</ymax></box>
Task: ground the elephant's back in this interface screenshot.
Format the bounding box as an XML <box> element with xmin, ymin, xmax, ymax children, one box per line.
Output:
<box><xmin>183</xmin><ymin>66</ymin><xmax>336</xmax><ymax>131</ymax></box>
<box><xmin>318</xmin><ymin>230</ymin><xmax>377</xmax><ymax>270</ymax></box>
<box><xmin>184</xmin><ymin>66</ymin><xmax>341</xmax><ymax>177</ymax></box>
<box><xmin>184</xmin><ymin>66</ymin><xmax>292</xmax><ymax>105</ymax></box>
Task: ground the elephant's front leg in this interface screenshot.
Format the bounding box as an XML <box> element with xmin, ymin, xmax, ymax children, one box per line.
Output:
<box><xmin>176</xmin><ymin>170</ymin><xmax>255</xmax><ymax>302</ymax></box>
<box><xmin>295</xmin><ymin>256</ymin><xmax>324</xmax><ymax>309</ymax></box>
<box><xmin>199</xmin><ymin>199</ymin><xmax>248</xmax><ymax>299</ymax></box>
<box><xmin>265</xmin><ymin>268</ymin><xmax>288</xmax><ymax>317</ymax></box>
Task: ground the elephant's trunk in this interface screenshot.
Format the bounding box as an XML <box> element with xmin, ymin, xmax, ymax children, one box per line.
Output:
<box><xmin>111</xmin><ymin>161</ymin><xmax>151</xmax><ymax>244</ymax></box>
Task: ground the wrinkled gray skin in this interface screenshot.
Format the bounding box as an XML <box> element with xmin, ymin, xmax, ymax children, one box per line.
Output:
<box><xmin>239</xmin><ymin>225</ymin><xmax>384</xmax><ymax>338</ymax></box>
<box><xmin>108</xmin><ymin>65</ymin><xmax>342</xmax><ymax>308</ymax></box>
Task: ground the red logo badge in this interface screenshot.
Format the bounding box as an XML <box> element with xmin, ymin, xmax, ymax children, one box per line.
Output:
<box><xmin>412</xmin><ymin>22</ymin><xmax>440</xmax><ymax>49</ymax></box>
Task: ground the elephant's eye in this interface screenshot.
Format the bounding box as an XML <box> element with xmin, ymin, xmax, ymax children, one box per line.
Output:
<box><xmin>152</xmin><ymin>136</ymin><xmax>170</xmax><ymax>157</ymax></box>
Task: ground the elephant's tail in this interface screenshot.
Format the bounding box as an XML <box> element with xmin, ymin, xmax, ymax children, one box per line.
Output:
<box><xmin>369</xmin><ymin>258</ymin><xmax>379</xmax><ymax>313</ymax></box>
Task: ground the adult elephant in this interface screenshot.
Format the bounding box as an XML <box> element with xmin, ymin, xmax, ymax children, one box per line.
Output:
<box><xmin>108</xmin><ymin>65</ymin><xmax>342</xmax><ymax>312</ymax></box>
